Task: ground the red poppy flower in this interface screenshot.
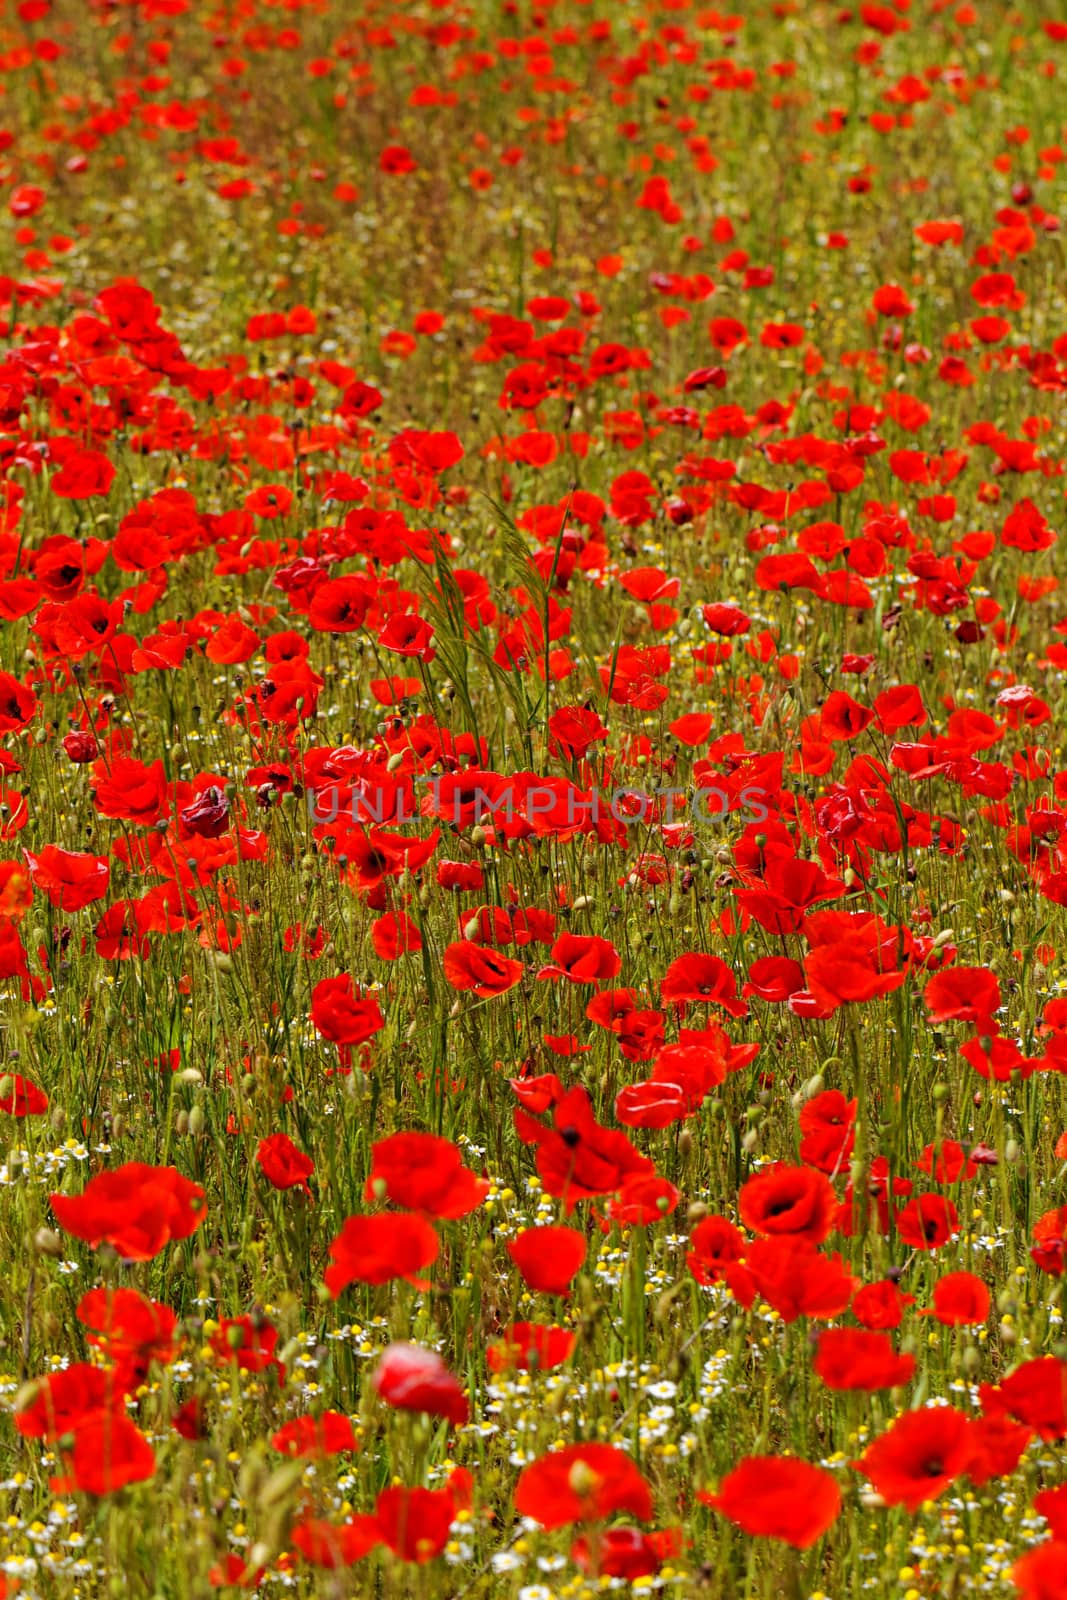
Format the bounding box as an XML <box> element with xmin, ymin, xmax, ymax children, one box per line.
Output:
<box><xmin>922</xmin><ymin>1271</ymin><xmax>990</xmax><ymax>1327</ymax></box>
<box><xmin>487</xmin><ymin>1318</ymin><xmax>576</xmax><ymax>1376</ymax></box>
<box><xmin>24</xmin><ymin>845</ymin><xmax>109</xmax><ymax>912</ymax></box>
<box><xmin>372</xmin><ymin>1343</ymin><xmax>468</xmax><ymax>1426</ymax></box>
<box><xmin>0</xmin><ymin>1074</ymin><xmax>48</xmax><ymax>1116</ymax></box>
<box><xmin>256</xmin><ymin>1133</ymin><xmax>314</xmax><ymax>1197</ymax></box>
<box><xmin>1032</xmin><ymin>1207</ymin><xmax>1067</xmax><ymax>1275</ymax></box>
<box><xmin>0</xmin><ymin>670</ymin><xmax>37</xmax><ymax>732</ymax></box>
<box><xmin>686</xmin><ymin>1215</ymin><xmax>746</xmax><ymax>1286</ymax></box>
<box><xmin>660</xmin><ymin>952</ymin><xmax>746</xmax><ymax>1016</ymax></box>
<box><xmin>979</xmin><ymin>1357</ymin><xmax>1067</xmax><ymax>1441</ymax></box>
<box><xmin>1012</xmin><ymin>1539</ymin><xmax>1067</xmax><ymax>1600</ymax></box>
<box><xmin>365</xmin><ymin>1131</ymin><xmax>488</xmax><ymax>1218</ymax></box>
<box><xmin>507</xmin><ymin>1225</ymin><xmax>586</xmax><ymax>1294</ymax></box>
<box><xmin>375</xmin><ymin>1486</ymin><xmax>457</xmax><ymax>1563</ymax></box>
<box><xmin>965</xmin><ymin>1414</ymin><xmax>1031</xmax><ymax>1487</ymax></box>
<box><xmin>52</xmin><ymin>1410</ymin><xmax>155</xmax><ymax>1496</ymax></box>
<box><xmin>894</xmin><ymin>1194</ymin><xmax>959</xmax><ymax>1250</ymax></box>
<box><xmin>851</xmin><ymin>1279</ymin><xmax>915</xmax><ymax>1330</ymax></box>
<box><xmin>924</xmin><ymin>966</ymin><xmax>1000</xmax><ymax>1024</ymax></box>
<box><xmin>209</xmin><ymin>1317</ymin><xmax>284</xmax><ymax>1381</ymax></box>
<box><xmin>854</xmin><ymin>1405</ymin><xmax>972</xmax><ymax>1511</ymax></box>
<box><xmin>310</xmin><ymin>975</ymin><xmax>385</xmax><ymax>1046</ymax></box>
<box><xmin>608</xmin><ymin>1173</ymin><xmax>680</xmax><ymax>1226</ymax></box>
<box><xmin>514</xmin><ymin>1444</ymin><xmax>653</xmax><ymax>1529</ymax></box>
<box><xmin>736</xmin><ymin>1237</ymin><xmax>856</xmax><ymax>1323</ymax></box>
<box><xmin>571</xmin><ymin>1526</ymin><xmax>664</xmax><ymax>1580</ymax></box>
<box><xmin>50</xmin><ymin>1163</ymin><xmax>206</xmax><ymax>1261</ymax></box>
<box><xmin>738</xmin><ymin>1163</ymin><xmax>838</xmax><ymax>1243</ymax></box>
<box><xmin>699</xmin><ymin>1456</ymin><xmax>841</xmax><ymax>1548</ymax></box>
<box><xmin>324</xmin><ymin>1212</ymin><xmax>439</xmax><ymax>1296</ymax></box>
<box><xmin>813</xmin><ymin>1328</ymin><xmax>916</xmax><ymax>1391</ymax></box>
<box><xmin>76</xmin><ymin>1288</ymin><xmax>179</xmax><ymax>1381</ymax></box>
<box><xmin>443</xmin><ymin>940</ymin><xmax>524</xmax><ymax>996</ymax></box>
<box><xmin>539</xmin><ymin>933</ymin><xmax>621</xmax><ymax>983</ymax></box>
<box><xmin>514</xmin><ymin>1086</ymin><xmax>654</xmax><ymax>1211</ymax></box>
<box><xmin>15</xmin><ymin>1363</ymin><xmax>121</xmax><ymax>1439</ymax></box>
<box><xmin>271</xmin><ymin>1412</ymin><xmax>357</xmax><ymax>1458</ymax></box>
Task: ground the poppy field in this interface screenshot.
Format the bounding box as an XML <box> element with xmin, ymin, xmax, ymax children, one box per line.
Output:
<box><xmin>2</xmin><ymin>0</ymin><xmax>1067</xmax><ymax>1594</ymax></box>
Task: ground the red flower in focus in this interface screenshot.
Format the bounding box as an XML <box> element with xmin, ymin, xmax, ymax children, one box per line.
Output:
<box><xmin>660</xmin><ymin>952</ymin><xmax>747</xmax><ymax>1016</ymax></box>
<box><xmin>365</xmin><ymin>1131</ymin><xmax>488</xmax><ymax>1218</ymax></box>
<box><xmin>514</xmin><ymin>1443</ymin><xmax>653</xmax><ymax>1529</ymax></box>
<box><xmin>443</xmin><ymin>940</ymin><xmax>524</xmax><ymax>997</ymax></box>
<box><xmin>738</xmin><ymin>1163</ymin><xmax>838</xmax><ymax>1244</ymax></box>
<box><xmin>699</xmin><ymin>1456</ymin><xmax>841</xmax><ymax>1548</ymax></box>
<box><xmin>310</xmin><ymin>974</ymin><xmax>385</xmax><ymax>1046</ymax></box>
<box><xmin>894</xmin><ymin>1194</ymin><xmax>959</xmax><ymax>1251</ymax></box>
<box><xmin>514</xmin><ymin>1086</ymin><xmax>654</xmax><ymax>1211</ymax></box>
<box><xmin>24</xmin><ymin>845</ymin><xmax>109</xmax><ymax>912</ymax></box>
<box><xmin>854</xmin><ymin>1405</ymin><xmax>972</xmax><ymax>1510</ymax></box>
<box><xmin>256</xmin><ymin>1133</ymin><xmax>314</xmax><ymax>1197</ymax></box>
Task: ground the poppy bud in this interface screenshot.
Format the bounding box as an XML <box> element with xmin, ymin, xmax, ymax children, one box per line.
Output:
<box><xmin>33</xmin><ymin>1227</ymin><xmax>63</xmax><ymax>1257</ymax></box>
<box><xmin>188</xmin><ymin>1103</ymin><xmax>205</xmax><ymax>1138</ymax></box>
<box><xmin>687</xmin><ymin>1201</ymin><xmax>708</xmax><ymax>1226</ymax></box>
<box><xmin>567</xmin><ymin>1460</ymin><xmax>601</xmax><ymax>1498</ymax></box>
<box><xmin>931</xmin><ymin>1082</ymin><xmax>949</xmax><ymax>1103</ymax></box>
<box><xmin>175</xmin><ymin>1110</ymin><xmax>190</xmax><ymax>1136</ymax></box>
<box><xmin>1003</xmin><ymin>1138</ymin><xmax>1020</xmax><ymax>1164</ymax></box>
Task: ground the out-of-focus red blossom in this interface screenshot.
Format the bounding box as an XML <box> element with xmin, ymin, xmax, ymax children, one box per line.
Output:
<box><xmin>487</xmin><ymin>1323</ymin><xmax>576</xmax><ymax>1372</ymax></box>
<box><xmin>921</xmin><ymin>1271</ymin><xmax>990</xmax><ymax>1327</ymax></box>
<box><xmin>698</xmin><ymin>1456</ymin><xmax>841</xmax><ymax>1548</ymax></box>
<box><xmin>812</xmin><ymin>1328</ymin><xmax>916</xmax><ymax>1391</ymax></box>
<box><xmin>51</xmin><ymin>1410</ymin><xmax>156</xmax><ymax>1497</ymax></box>
<box><xmin>323</xmin><ymin>1212</ymin><xmax>439</xmax><ymax>1296</ymax></box>
<box><xmin>271</xmin><ymin>1412</ymin><xmax>357</xmax><ymax>1458</ymax></box>
<box><xmin>0</xmin><ymin>1074</ymin><xmax>48</xmax><ymax>1116</ymax></box>
<box><xmin>507</xmin><ymin>1225</ymin><xmax>586</xmax><ymax>1294</ymax></box>
<box><xmin>571</xmin><ymin>1526</ymin><xmax>678</xmax><ymax>1579</ymax></box>
<box><xmin>514</xmin><ymin>1443</ymin><xmax>654</xmax><ymax>1529</ymax></box>
<box><xmin>50</xmin><ymin>1163</ymin><xmax>206</xmax><ymax>1261</ymax></box>
<box><xmin>371</xmin><ymin>1343</ymin><xmax>469</xmax><ymax>1425</ymax></box>
<box><xmin>293</xmin><ymin>1479</ymin><xmax>466</xmax><ymax>1567</ymax></box>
